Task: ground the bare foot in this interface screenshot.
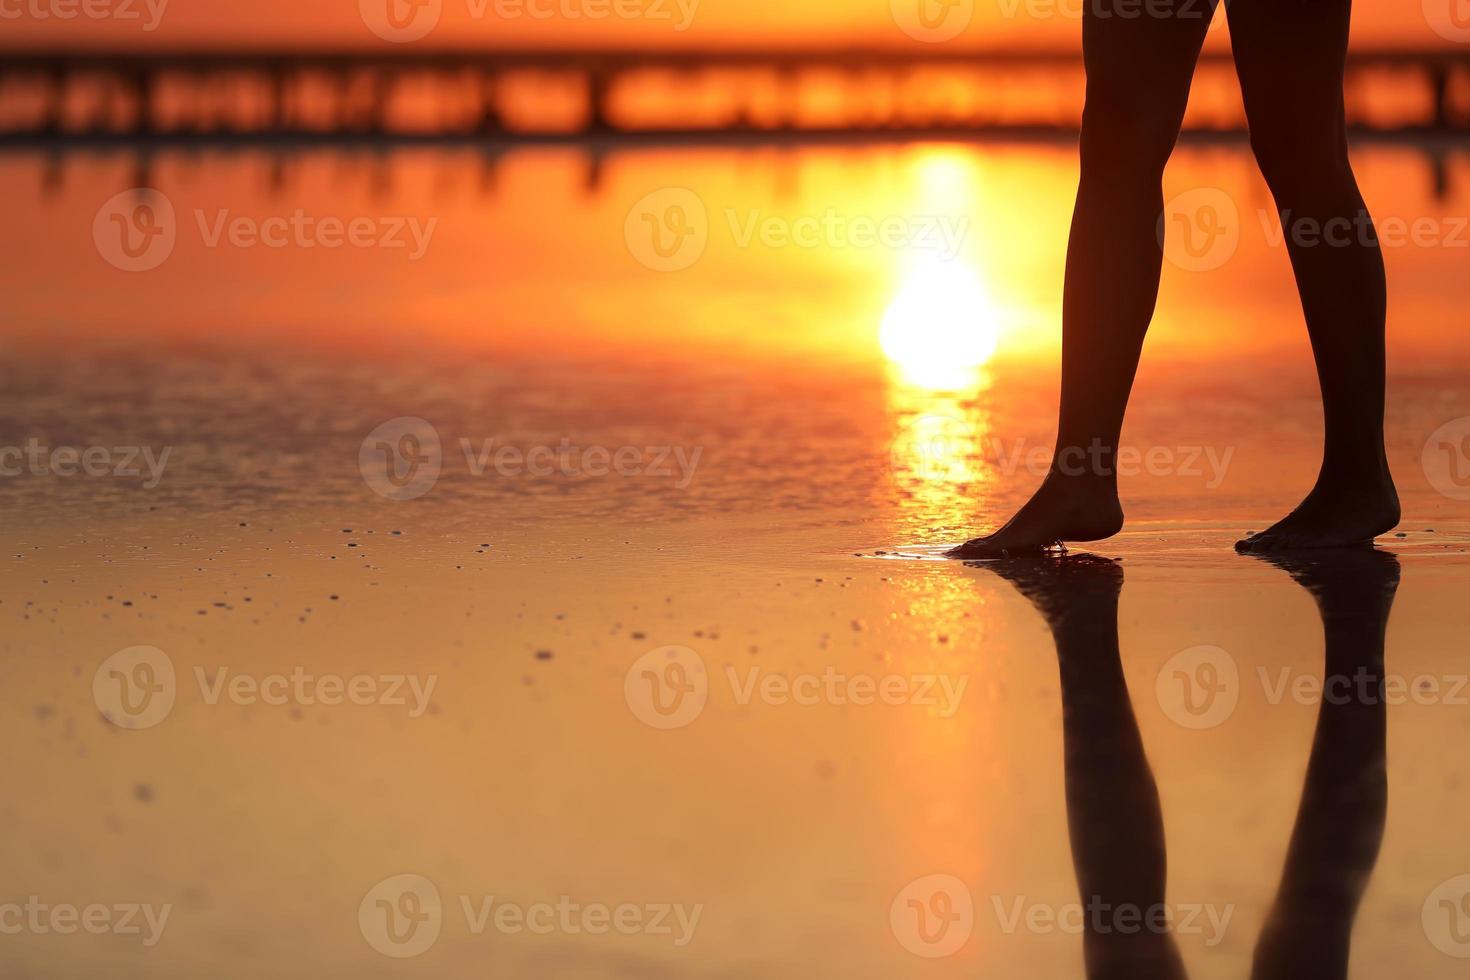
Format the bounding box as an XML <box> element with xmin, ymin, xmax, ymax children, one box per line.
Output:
<box><xmin>1236</xmin><ymin>469</ymin><xmax>1400</xmax><ymax>553</ymax></box>
<box><xmin>946</xmin><ymin>475</ymin><xmax>1124</xmax><ymax>559</ymax></box>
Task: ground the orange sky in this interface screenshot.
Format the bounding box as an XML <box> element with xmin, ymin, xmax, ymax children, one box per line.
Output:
<box><xmin>0</xmin><ymin>0</ymin><xmax>1456</xmax><ymax>50</ymax></box>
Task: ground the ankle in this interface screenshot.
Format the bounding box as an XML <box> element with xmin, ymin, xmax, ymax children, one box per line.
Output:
<box><xmin>1315</xmin><ymin>456</ymin><xmax>1394</xmax><ymax>490</ymax></box>
<box><xmin>1041</xmin><ymin>469</ymin><xmax>1120</xmax><ymax>505</ymax></box>
<box><xmin>1049</xmin><ymin>439</ymin><xmax>1128</xmax><ymax>484</ymax></box>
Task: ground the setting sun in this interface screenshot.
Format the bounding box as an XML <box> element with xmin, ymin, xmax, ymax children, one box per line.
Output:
<box><xmin>880</xmin><ymin>258</ymin><xmax>1000</xmax><ymax>389</ymax></box>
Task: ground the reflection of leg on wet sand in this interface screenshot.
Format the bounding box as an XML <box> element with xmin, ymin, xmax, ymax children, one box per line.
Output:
<box><xmin>979</xmin><ymin>556</ymin><xmax>1186</xmax><ymax>980</ymax></box>
<box><xmin>977</xmin><ymin>550</ymin><xmax>1396</xmax><ymax>980</ymax></box>
<box><xmin>1248</xmin><ymin>550</ymin><xmax>1396</xmax><ymax>980</ymax></box>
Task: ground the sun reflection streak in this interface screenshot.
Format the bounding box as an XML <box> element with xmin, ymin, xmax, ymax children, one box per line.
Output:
<box><xmin>886</xmin><ymin>371</ymin><xmax>993</xmax><ymax>535</ymax></box>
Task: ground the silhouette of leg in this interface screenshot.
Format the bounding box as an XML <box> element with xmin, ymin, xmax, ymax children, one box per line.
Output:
<box><xmin>980</xmin><ymin>557</ymin><xmax>1186</xmax><ymax>979</ymax></box>
<box><xmin>1230</xmin><ymin>0</ymin><xmax>1399</xmax><ymax>553</ymax></box>
<box><xmin>1247</xmin><ymin>550</ymin><xmax>1395</xmax><ymax>979</ymax></box>
<box><xmin>950</xmin><ymin>2</ymin><xmax>1217</xmax><ymax>559</ymax></box>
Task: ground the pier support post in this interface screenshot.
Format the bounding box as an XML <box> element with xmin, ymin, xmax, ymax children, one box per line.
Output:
<box><xmin>586</xmin><ymin>69</ymin><xmax>614</xmax><ymax>134</ymax></box>
<box><xmin>478</xmin><ymin>71</ymin><xmax>503</xmax><ymax>134</ymax></box>
<box><xmin>1430</xmin><ymin>65</ymin><xmax>1451</xmax><ymax>130</ymax></box>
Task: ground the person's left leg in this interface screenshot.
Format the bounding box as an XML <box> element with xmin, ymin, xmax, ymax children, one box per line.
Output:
<box><xmin>1228</xmin><ymin>0</ymin><xmax>1399</xmax><ymax>552</ymax></box>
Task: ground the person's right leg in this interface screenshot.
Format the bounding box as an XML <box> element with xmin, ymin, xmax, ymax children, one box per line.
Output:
<box><xmin>949</xmin><ymin>0</ymin><xmax>1217</xmax><ymax>558</ymax></box>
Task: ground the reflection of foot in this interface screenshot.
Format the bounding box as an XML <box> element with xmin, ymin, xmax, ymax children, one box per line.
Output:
<box><xmin>1235</xmin><ymin>471</ymin><xmax>1399</xmax><ymax>553</ymax></box>
<box><xmin>971</xmin><ymin>552</ymin><xmax>1122</xmax><ymax>616</ymax></box>
<box><xmin>1244</xmin><ymin>546</ymin><xmax>1401</xmax><ymax>616</ymax></box>
<box><xmin>972</xmin><ymin>553</ymin><xmax>1123</xmax><ymax>634</ymax></box>
<box><xmin>946</xmin><ymin>476</ymin><xmax>1123</xmax><ymax>559</ymax></box>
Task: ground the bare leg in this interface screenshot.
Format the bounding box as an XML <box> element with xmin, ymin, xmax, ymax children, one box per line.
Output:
<box><xmin>1230</xmin><ymin>0</ymin><xmax>1399</xmax><ymax>553</ymax></box>
<box><xmin>950</xmin><ymin>1</ymin><xmax>1217</xmax><ymax>559</ymax></box>
<box><xmin>1247</xmin><ymin>549</ymin><xmax>1395</xmax><ymax>979</ymax></box>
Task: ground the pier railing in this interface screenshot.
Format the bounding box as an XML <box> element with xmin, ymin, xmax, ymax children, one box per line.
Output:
<box><xmin>2</xmin><ymin>46</ymin><xmax>1468</xmax><ymax>146</ymax></box>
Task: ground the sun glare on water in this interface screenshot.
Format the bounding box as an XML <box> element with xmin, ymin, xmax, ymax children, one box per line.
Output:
<box><xmin>880</xmin><ymin>259</ymin><xmax>1000</xmax><ymax>390</ymax></box>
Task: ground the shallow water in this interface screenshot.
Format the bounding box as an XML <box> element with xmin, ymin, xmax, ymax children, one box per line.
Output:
<box><xmin>2</xmin><ymin>142</ymin><xmax>1470</xmax><ymax>978</ymax></box>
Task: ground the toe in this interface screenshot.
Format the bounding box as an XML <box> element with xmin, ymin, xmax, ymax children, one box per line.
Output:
<box><xmin>947</xmin><ymin>535</ymin><xmax>1057</xmax><ymax>560</ymax></box>
<box><xmin>1237</xmin><ymin>532</ymin><xmax>1276</xmax><ymax>553</ymax></box>
<box><xmin>945</xmin><ymin>538</ymin><xmax>986</xmax><ymax>559</ymax></box>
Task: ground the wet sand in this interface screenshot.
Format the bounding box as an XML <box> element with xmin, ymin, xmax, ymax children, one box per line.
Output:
<box><xmin>3</xmin><ymin>143</ymin><xmax>1470</xmax><ymax>977</ymax></box>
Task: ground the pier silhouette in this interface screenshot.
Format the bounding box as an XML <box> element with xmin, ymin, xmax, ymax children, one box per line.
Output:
<box><xmin>6</xmin><ymin>45</ymin><xmax>1468</xmax><ymax>198</ymax></box>
<box><xmin>3</xmin><ymin>46</ymin><xmax>1468</xmax><ymax>146</ymax></box>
